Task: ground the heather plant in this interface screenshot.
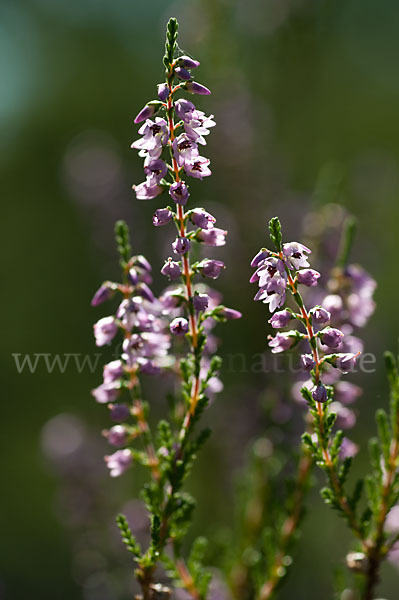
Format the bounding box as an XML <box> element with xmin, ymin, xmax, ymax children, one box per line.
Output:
<box><xmin>91</xmin><ymin>18</ymin><xmax>240</xmax><ymax>600</ymax></box>
<box><xmin>250</xmin><ymin>216</ymin><xmax>399</xmax><ymax>599</ymax></box>
<box><xmin>87</xmin><ymin>15</ymin><xmax>399</xmax><ymax>600</ymax></box>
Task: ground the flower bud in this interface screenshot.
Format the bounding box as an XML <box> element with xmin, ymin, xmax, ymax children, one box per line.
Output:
<box><xmin>193</xmin><ymin>293</ymin><xmax>209</xmax><ymax>312</ymax></box>
<box><xmin>153</xmin><ymin>208</ymin><xmax>173</xmax><ymax>226</ymax></box>
<box><xmin>177</xmin><ymin>55</ymin><xmax>200</xmax><ymax>69</ymax></box>
<box><xmin>251</xmin><ymin>250</ymin><xmax>268</xmax><ymax>268</ymax></box>
<box><xmin>172</xmin><ymin>236</ymin><xmax>191</xmax><ymax>255</ymax></box>
<box><xmin>161</xmin><ymin>258</ymin><xmax>181</xmax><ymax>280</ymax></box>
<box><xmin>133</xmin><ymin>101</ymin><xmax>162</xmax><ymax>124</ymax></box>
<box><xmin>191</xmin><ymin>208</ymin><xmax>216</xmax><ymax>230</ymax></box>
<box><xmin>312</xmin><ymin>383</ymin><xmax>327</xmax><ymax>403</ymax></box>
<box><xmin>175</xmin><ymin>67</ymin><xmax>191</xmax><ymax>80</ymax></box>
<box><xmin>157</xmin><ymin>83</ymin><xmax>169</xmax><ymax>102</ymax></box>
<box><xmin>91</xmin><ymin>283</ymin><xmax>113</xmax><ymax>307</ymax></box>
<box><xmin>297</xmin><ymin>269</ymin><xmax>320</xmax><ymax>287</ymax></box>
<box><xmin>198</xmin><ymin>259</ymin><xmax>225</xmax><ymax>279</ymax></box>
<box><xmin>197</xmin><ymin>227</ymin><xmax>227</xmax><ymax>246</ymax></box>
<box><xmin>94</xmin><ymin>316</ymin><xmax>118</xmax><ymax>347</ymax></box>
<box><xmin>269</xmin><ymin>309</ymin><xmax>291</xmax><ymax>329</ymax></box>
<box><xmin>311</xmin><ymin>306</ymin><xmax>331</xmax><ymax>324</ymax></box>
<box><xmin>300</xmin><ymin>354</ymin><xmax>315</xmax><ymax>371</ymax></box>
<box><xmin>169</xmin><ymin>181</ymin><xmax>190</xmax><ymax>205</ymax></box>
<box><xmin>170</xmin><ymin>317</ymin><xmax>189</xmax><ymax>336</ymax></box>
<box><xmin>185</xmin><ymin>81</ymin><xmax>211</xmax><ymax>95</ymax></box>
<box><xmin>106</xmin><ymin>425</ymin><xmax>128</xmax><ymax>447</ymax></box>
<box><xmin>105</xmin><ymin>449</ymin><xmax>132</xmax><ymax>477</ymax></box>
<box><xmin>136</xmin><ymin>283</ymin><xmax>155</xmax><ymax>303</ymax></box>
<box><xmin>128</xmin><ymin>267</ymin><xmax>139</xmax><ymax>285</ymax></box>
<box><xmin>320</xmin><ymin>327</ymin><xmax>344</xmax><ymax>349</ymax></box>
<box><xmin>217</xmin><ymin>307</ymin><xmax>242</xmax><ymax>320</ymax></box>
<box><xmin>109</xmin><ymin>403</ymin><xmax>130</xmax><ymax>422</ymax></box>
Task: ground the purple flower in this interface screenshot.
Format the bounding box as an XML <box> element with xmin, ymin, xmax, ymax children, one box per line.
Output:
<box><xmin>153</xmin><ymin>208</ymin><xmax>173</xmax><ymax>226</ymax></box>
<box><xmin>311</xmin><ymin>306</ymin><xmax>331</xmax><ymax>324</ymax></box>
<box><xmin>320</xmin><ymin>327</ymin><xmax>344</xmax><ymax>349</ymax></box>
<box><xmin>103</xmin><ymin>360</ymin><xmax>124</xmax><ymax>383</ymax></box>
<box><xmin>269</xmin><ymin>309</ymin><xmax>291</xmax><ymax>328</ymax></box>
<box><xmin>144</xmin><ymin>158</ymin><xmax>167</xmax><ymax>184</ymax></box>
<box><xmin>255</xmin><ymin>286</ymin><xmax>286</xmax><ymax>313</ymax></box>
<box><xmin>198</xmin><ymin>259</ymin><xmax>225</xmax><ymax>279</ymax></box>
<box><xmin>300</xmin><ymin>354</ymin><xmax>315</xmax><ymax>371</ymax></box>
<box><xmin>172</xmin><ymin>133</ymin><xmax>199</xmax><ymax>167</ymax></box>
<box><xmin>132</xmin><ymin>117</ymin><xmax>169</xmax><ymax>158</ymax></box>
<box><xmin>105</xmin><ymin>449</ymin><xmax>132</xmax><ymax>477</ymax></box>
<box><xmin>106</xmin><ymin>425</ymin><xmax>128</xmax><ymax>447</ymax></box>
<box><xmin>92</xmin><ymin>382</ymin><xmax>120</xmax><ymax>404</ymax></box>
<box><xmin>251</xmin><ymin>250</ymin><xmax>269</xmax><ymax>268</ymax></box>
<box><xmin>193</xmin><ymin>293</ymin><xmax>209</xmax><ymax>312</ymax></box>
<box><xmin>331</xmin><ymin>403</ymin><xmax>356</xmax><ymax>430</ymax></box>
<box><xmin>185</xmin><ymin>81</ymin><xmax>211</xmax><ymax>95</ymax></box>
<box><xmin>109</xmin><ymin>403</ymin><xmax>130</xmax><ymax>422</ymax></box>
<box><xmin>136</xmin><ymin>283</ymin><xmax>155</xmax><ymax>303</ymax></box>
<box><xmin>157</xmin><ymin>83</ymin><xmax>169</xmax><ymax>101</ymax></box>
<box><xmin>128</xmin><ymin>267</ymin><xmax>139</xmax><ymax>285</ymax></box>
<box><xmin>197</xmin><ymin>227</ymin><xmax>227</xmax><ymax>246</ymax></box>
<box><xmin>135</xmin><ymin>255</ymin><xmax>152</xmax><ymax>272</ymax></box>
<box><xmin>94</xmin><ymin>316</ymin><xmax>118</xmax><ymax>347</ymax></box>
<box><xmin>268</xmin><ymin>332</ymin><xmax>293</xmax><ymax>354</ymax></box>
<box><xmin>161</xmin><ymin>258</ymin><xmax>181</xmax><ymax>280</ymax></box>
<box><xmin>191</xmin><ymin>208</ymin><xmax>216</xmax><ymax>230</ymax></box>
<box><xmin>175</xmin><ymin>66</ymin><xmax>191</xmax><ymax>80</ymax></box>
<box><xmin>334</xmin><ymin>353</ymin><xmax>359</xmax><ymax>373</ymax></box>
<box><xmin>184</xmin><ymin>157</ymin><xmax>212</xmax><ymax>179</ymax></box>
<box><xmin>133</xmin><ymin>180</ymin><xmax>164</xmax><ymax>200</ymax></box>
<box><xmin>312</xmin><ymin>383</ymin><xmax>327</xmax><ymax>403</ymax></box>
<box><xmin>347</xmin><ymin>293</ymin><xmax>376</xmax><ymax>328</ymax></box>
<box><xmin>134</xmin><ymin>104</ymin><xmax>157</xmax><ymax>124</ymax></box>
<box><xmin>169</xmin><ymin>181</ymin><xmax>190</xmax><ymax>205</ymax></box>
<box><xmin>334</xmin><ymin>381</ymin><xmax>362</xmax><ymax>405</ymax></box>
<box><xmin>322</xmin><ymin>294</ymin><xmax>343</xmax><ymax>317</ymax></box>
<box><xmin>138</xmin><ymin>358</ymin><xmax>161</xmax><ymax>375</ymax></box>
<box><xmin>91</xmin><ymin>283</ymin><xmax>113</xmax><ymax>307</ymax></box>
<box><xmin>217</xmin><ymin>307</ymin><xmax>242</xmax><ymax>320</ymax></box>
<box><xmin>282</xmin><ymin>242</ymin><xmax>311</xmax><ymax>269</ymax></box>
<box><xmin>174</xmin><ymin>99</ymin><xmax>196</xmax><ymax>121</ymax></box>
<box><xmin>297</xmin><ymin>268</ymin><xmax>320</xmax><ymax>287</ymax></box>
<box><xmin>339</xmin><ymin>437</ymin><xmax>359</xmax><ymax>460</ymax></box>
<box><xmin>177</xmin><ymin>55</ymin><xmax>200</xmax><ymax>69</ymax></box>
<box><xmin>172</xmin><ymin>236</ymin><xmax>191</xmax><ymax>255</ymax></box>
<box><xmin>170</xmin><ymin>317</ymin><xmax>189</xmax><ymax>336</ymax></box>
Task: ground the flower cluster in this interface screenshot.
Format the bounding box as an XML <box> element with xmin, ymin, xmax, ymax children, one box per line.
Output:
<box><xmin>250</xmin><ymin>219</ymin><xmax>374</xmax><ymax>453</ymax></box>
<box><xmin>131</xmin><ymin>18</ymin><xmax>240</xmax><ymax>408</ymax></box>
<box><xmin>91</xmin><ymin>221</ymin><xmax>170</xmax><ymax>478</ymax></box>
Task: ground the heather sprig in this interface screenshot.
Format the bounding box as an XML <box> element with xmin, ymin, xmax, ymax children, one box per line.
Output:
<box><xmin>91</xmin><ymin>19</ymin><xmax>240</xmax><ymax>600</ymax></box>
<box><xmin>252</xmin><ymin>217</ymin><xmax>399</xmax><ymax>599</ymax></box>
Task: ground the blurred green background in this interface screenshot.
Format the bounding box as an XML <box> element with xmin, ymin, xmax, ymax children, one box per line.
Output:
<box><xmin>2</xmin><ymin>0</ymin><xmax>399</xmax><ymax>598</ymax></box>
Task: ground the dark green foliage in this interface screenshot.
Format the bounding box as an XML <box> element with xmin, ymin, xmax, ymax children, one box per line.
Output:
<box><xmin>268</xmin><ymin>216</ymin><xmax>282</xmax><ymax>252</ymax></box>
<box><xmin>163</xmin><ymin>18</ymin><xmax>179</xmax><ymax>70</ymax></box>
<box><xmin>116</xmin><ymin>513</ymin><xmax>142</xmax><ymax>560</ymax></box>
<box><xmin>115</xmin><ymin>220</ymin><xmax>132</xmax><ymax>269</ymax></box>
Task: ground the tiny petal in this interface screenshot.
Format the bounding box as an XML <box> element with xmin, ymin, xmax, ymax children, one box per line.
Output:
<box><xmin>105</xmin><ymin>449</ymin><xmax>132</xmax><ymax>477</ymax></box>
<box><xmin>251</xmin><ymin>250</ymin><xmax>269</xmax><ymax>268</ymax></box>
